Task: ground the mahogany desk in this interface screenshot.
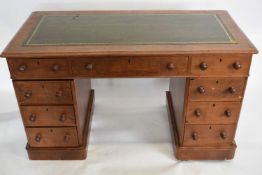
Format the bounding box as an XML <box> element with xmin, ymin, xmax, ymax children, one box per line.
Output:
<box><xmin>0</xmin><ymin>11</ymin><xmax>258</xmax><ymax>160</ymax></box>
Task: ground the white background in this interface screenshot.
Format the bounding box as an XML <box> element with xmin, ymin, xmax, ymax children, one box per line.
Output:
<box><xmin>0</xmin><ymin>0</ymin><xmax>262</xmax><ymax>175</ymax></box>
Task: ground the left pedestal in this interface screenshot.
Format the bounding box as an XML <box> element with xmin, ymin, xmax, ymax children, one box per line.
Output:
<box><xmin>12</xmin><ymin>78</ymin><xmax>94</xmax><ymax>160</ymax></box>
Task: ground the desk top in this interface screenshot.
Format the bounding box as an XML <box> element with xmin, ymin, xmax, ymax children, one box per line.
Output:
<box><xmin>1</xmin><ymin>11</ymin><xmax>258</xmax><ymax>57</ymax></box>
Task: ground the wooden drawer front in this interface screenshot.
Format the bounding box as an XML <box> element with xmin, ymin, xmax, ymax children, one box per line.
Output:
<box><xmin>14</xmin><ymin>81</ymin><xmax>73</xmax><ymax>105</ymax></box>
<box><xmin>21</xmin><ymin>106</ymin><xmax>76</xmax><ymax>126</ymax></box>
<box><xmin>71</xmin><ymin>56</ymin><xmax>188</xmax><ymax>77</ymax></box>
<box><xmin>185</xmin><ymin>102</ymin><xmax>241</xmax><ymax>124</ymax></box>
<box><xmin>190</xmin><ymin>55</ymin><xmax>251</xmax><ymax>76</ymax></box>
<box><xmin>7</xmin><ymin>58</ymin><xmax>71</xmax><ymax>79</ymax></box>
<box><xmin>26</xmin><ymin>127</ymin><xmax>78</xmax><ymax>147</ymax></box>
<box><xmin>183</xmin><ymin>124</ymin><xmax>236</xmax><ymax>146</ymax></box>
<box><xmin>188</xmin><ymin>78</ymin><xmax>246</xmax><ymax>101</ymax></box>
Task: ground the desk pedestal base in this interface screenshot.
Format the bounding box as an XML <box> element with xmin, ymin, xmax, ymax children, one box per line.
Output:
<box><xmin>166</xmin><ymin>91</ymin><xmax>236</xmax><ymax>160</ymax></box>
<box><xmin>26</xmin><ymin>89</ymin><xmax>95</xmax><ymax>160</ymax></box>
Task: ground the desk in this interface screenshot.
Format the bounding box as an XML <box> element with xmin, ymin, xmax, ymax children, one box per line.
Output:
<box><xmin>0</xmin><ymin>10</ymin><xmax>258</xmax><ymax>160</ymax></box>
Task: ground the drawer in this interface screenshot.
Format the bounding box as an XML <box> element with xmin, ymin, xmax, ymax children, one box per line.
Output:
<box><xmin>14</xmin><ymin>81</ymin><xmax>73</xmax><ymax>105</ymax></box>
<box><xmin>7</xmin><ymin>58</ymin><xmax>71</xmax><ymax>79</ymax></box>
<box><xmin>21</xmin><ymin>106</ymin><xmax>76</xmax><ymax>126</ymax></box>
<box><xmin>71</xmin><ymin>56</ymin><xmax>188</xmax><ymax>77</ymax></box>
<box><xmin>183</xmin><ymin>124</ymin><xmax>236</xmax><ymax>146</ymax></box>
<box><xmin>185</xmin><ymin>102</ymin><xmax>241</xmax><ymax>124</ymax></box>
<box><xmin>190</xmin><ymin>55</ymin><xmax>251</xmax><ymax>76</ymax></box>
<box><xmin>188</xmin><ymin>78</ymin><xmax>246</xmax><ymax>101</ymax></box>
<box><xmin>26</xmin><ymin>127</ymin><xmax>78</xmax><ymax>147</ymax></box>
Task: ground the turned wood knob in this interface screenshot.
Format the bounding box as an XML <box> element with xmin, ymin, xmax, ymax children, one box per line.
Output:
<box><xmin>233</xmin><ymin>61</ymin><xmax>241</xmax><ymax>70</ymax></box>
<box><xmin>85</xmin><ymin>64</ymin><xmax>93</xmax><ymax>71</ymax></box>
<box><xmin>192</xmin><ymin>132</ymin><xmax>199</xmax><ymax>140</ymax></box>
<box><xmin>24</xmin><ymin>91</ymin><xmax>32</xmax><ymax>98</ymax></box>
<box><xmin>29</xmin><ymin>113</ymin><xmax>37</xmax><ymax>122</ymax></box>
<box><xmin>224</xmin><ymin>109</ymin><xmax>232</xmax><ymax>117</ymax></box>
<box><xmin>167</xmin><ymin>63</ymin><xmax>175</xmax><ymax>70</ymax></box>
<box><xmin>18</xmin><ymin>64</ymin><xmax>27</xmax><ymax>72</ymax></box>
<box><xmin>59</xmin><ymin>113</ymin><xmax>67</xmax><ymax>122</ymax></box>
<box><xmin>52</xmin><ymin>64</ymin><xmax>60</xmax><ymax>72</ymax></box>
<box><xmin>228</xmin><ymin>87</ymin><xmax>237</xmax><ymax>94</ymax></box>
<box><xmin>197</xmin><ymin>86</ymin><xmax>205</xmax><ymax>94</ymax></box>
<box><xmin>194</xmin><ymin>109</ymin><xmax>202</xmax><ymax>117</ymax></box>
<box><xmin>56</xmin><ymin>90</ymin><xmax>63</xmax><ymax>97</ymax></box>
<box><xmin>64</xmin><ymin>134</ymin><xmax>71</xmax><ymax>142</ymax></box>
<box><xmin>35</xmin><ymin>134</ymin><xmax>42</xmax><ymax>142</ymax></box>
<box><xmin>220</xmin><ymin>131</ymin><xmax>227</xmax><ymax>139</ymax></box>
<box><xmin>199</xmin><ymin>62</ymin><xmax>208</xmax><ymax>71</ymax></box>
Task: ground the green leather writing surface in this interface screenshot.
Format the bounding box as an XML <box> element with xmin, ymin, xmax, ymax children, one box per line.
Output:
<box><xmin>26</xmin><ymin>14</ymin><xmax>235</xmax><ymax>45</ymax></box>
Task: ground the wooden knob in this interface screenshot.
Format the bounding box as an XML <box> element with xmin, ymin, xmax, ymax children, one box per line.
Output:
<box><xmin>199</xmin><ymin>62</ymin><xmax>208</xmax><ymax>71</ymax></box>
<box><xmin>220</xmin><ymin>131</ymin><xmax>227</xmax><ymax>139</ymax></box>
<box><xmin>52</xmin><ymin>64</ymin><xmax>60</xmax><ymax>72</ymax></box>
<box><xmin>197</xmin><ymin>86</ymin><xmax>205</xmax><ymax>94</ymax></box>
<box><xmin>29</xmin><ymin>113</ymin><xmax>37</xmax><ymax>122</ymax></box>
<box><xmin>228</xmin><ymin>87</ymin><xmax>237</xmax><ymax>94</ymax></box>
<box><xmin>64</xmin><ymin>134</ymin><xmax>71</xmax><ymax>142</ymax></box>
<box><xmin>167</xmin><ymin>63</ymin><xmax>175</xmax><ymax>70</ymax></box>
<box><xmin>85</xmin><ymin>64</ymin><xmax>93</xmax><ymax>70</ymax></box>
<box><xmin>56</xmin><ymin>90</ymin><xmax>63</xmax><ymax>97</ymax></box>
<box><xmin>18</xmin><ymin>64</ymin><xmax>27</xmax><ymax>72</ymax></box>
<box><xmin>233</xmin><ymin>62</ymin><xmax>241</xmax><ymax>70</ymax></box>
<box><xmin>192</xmin><ymin>132</ymin><xmax>199</xmax><ymax>140</ymax></box>
<box><xmin>24</xmin><ymin>91</ymin><xmax>32</xmax><ymax>98</ymax></box>
<box><xmin>194</xmin><ymin>109</ymin><xmax>202</xmax><ymax>117</ymax></box>
<box><xmin>35</xmin><ymin>134</ymin><xmax>42</xmax><ymax>142</ymax></box>
<box><xmin>59</xmin><ymin>113</ymin><xmax>67</xmax><ymax>122</ymax></box>
<box><xmin>224</xmin><ymin>110</ymin><xmax>231</xmax><ymax>117</ymax></box>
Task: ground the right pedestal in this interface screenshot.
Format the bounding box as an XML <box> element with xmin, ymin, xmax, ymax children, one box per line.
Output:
<box><xmin>166</xmin><ymin>91</ymin><xmax>236</xmax><ymax>160</ymax></box>
<box><xmin>166</xmin><ymin>76</ymin><xmax>246</xmax><ymax>160</ymax></box>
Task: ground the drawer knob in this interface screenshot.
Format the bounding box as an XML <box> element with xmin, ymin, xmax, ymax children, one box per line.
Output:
<box><xmin>233</xmin><ymin>62</ymin><xmax>241</xmax><ymax>70</ymax></box>
<box><xmin>59</xmin><ymin>113</ymin><xmax>67</xmax><ymax>122</ymax></box>
<box><xmin>228</xmin><ymin>87</ymin><xmax>237</xmax><ymax>94</ymax></box>
<box><xmin>29</xmin><ymin>113</ymin><xmax>37</xmax><ymax>122</ymax></box>
<box><xmin>199</xmin><ymin>62</ymin><xmax>208</xmax><ymax>71</ymax></box>
<box><xmin>194</xmin><ymin>109</ymin><xmax>202</xmax><ymax>117</ymax></box>
<box><xmin>35</xmin><ymin>134</ymin><xmax>42</xmax><ymax>142</ymax></box>
<box><xmin>192</xmin><ymin>132</ymin><xmax>199</xmax><ymax>140</ymax></box>
<box><xmin>18</xmin><ymin>64</ymin><xmax>27</xmax><ymax>72</ymax></box>
<box><xmin>85</xmin><ymin>64</ymin><xmax>93</xmax><ymax>71</ymax></box>
<box><xmin>197</xmin><ymin>86</ymin><xmax>205</xmax><ymax>94</ymax></box>
<box><xmin>64</xmin><ymin>134</ymin><xmax>71</xmax><ymax>142</ymax></box>
<box><xmin>56</xmin><ymin>91</ymin><xmax>63</xmax><ymax>97</ymax></box>
<box><xmin>167</xmin><ymin>63</ymin><xmax>175</xmax><ymax>70</ymax></box>
<box><xmin>224</xmin><ymin>110</ymin><xmax>232</xmax><ymax>117</ymax></box>
<box><xmin>24</xmin><ymin>91</ymin><xmax>32</xmax><ymax>98</ymax></box>
<box><xmin>220</xmin><ymin>131</ymin><xmax>227</xmax><ymax>139</ymax></box>
<box><xmin>52</xmin><ymin>64</ymin><xmax>60</xmax><ymax>72</ymax></box>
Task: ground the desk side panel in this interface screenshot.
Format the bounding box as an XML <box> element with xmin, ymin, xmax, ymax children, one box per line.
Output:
<box><xmin>169</xmin><ymin>78</ymin><xmax>188</xmax><ymax>144</ymax></box>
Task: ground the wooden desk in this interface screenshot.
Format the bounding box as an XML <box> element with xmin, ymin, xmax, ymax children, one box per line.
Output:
<box><xmin>0</xmin><ymin>11</ymin><xmax>258</xmax><ymax>160</ymax></box>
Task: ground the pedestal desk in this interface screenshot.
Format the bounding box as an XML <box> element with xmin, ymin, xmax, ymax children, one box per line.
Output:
<box><xmin>0</xmin><ymin>11</ymin><xmax>258</xmax><ymax>160</ymax></box>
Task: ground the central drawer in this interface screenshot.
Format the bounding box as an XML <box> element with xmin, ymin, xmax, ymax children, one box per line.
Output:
<box><xmin>71</xmin><ymin>56</ymin><xmax>188</xmax><ymax>77</ymax></box>
<box><xmin>14</xmin><ymin>81</ymin><xmax>73</xmax><ymax>105</ymax></box>
<box><xmin>26</xmin><ymin>127</ymin><xmax>78</xmax><ymax>147</ymax></box>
